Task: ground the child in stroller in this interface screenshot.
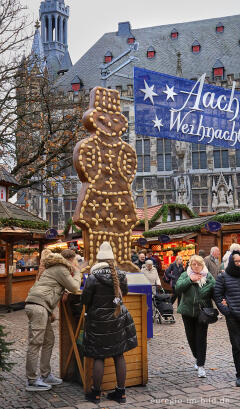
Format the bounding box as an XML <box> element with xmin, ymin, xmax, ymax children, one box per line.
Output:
<box><xmin>152</xmin><ymin>286</ymin><xmax>175</xmax><ymax>324</ymax></box>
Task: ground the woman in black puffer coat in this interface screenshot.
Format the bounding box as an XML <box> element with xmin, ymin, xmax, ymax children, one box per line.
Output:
<box><xmin>82</xmin><ymin>242</ymin><xmax>137</xmax><ymax>404</ymax></box>
<box><xmin>214</xmin><ymin>250</ymin><xmax>240</xmax><ymax>387</ymax></box>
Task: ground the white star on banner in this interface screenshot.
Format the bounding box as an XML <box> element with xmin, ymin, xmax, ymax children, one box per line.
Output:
<box><xmin>152</xmin><ymin>115</ymin><xmax>163</xmax><ymax>132</ymax></box>
<box><xmin>140</xmin><ymin>80</ymin><xmax>158</xmax><ymax>105</ymax></box>
<box><xmin>163</xmin><ymin>84</ymin><xmax>177</xmax><ymax>101</ymax></box>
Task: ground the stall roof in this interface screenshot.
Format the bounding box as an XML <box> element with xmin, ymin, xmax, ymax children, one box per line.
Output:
<box><xmin>151</xmin><ymin>215</ymin><xmax>212</xmax><ymax>232</ymax></box>
<box><xmin>0</xmin><ymin>201</ymin><xmax>46</xmax><ymax>224</ymax></box>
<box><xmin>144</xmin><ymin>215</ymin><xmax>213</xmax><ymax>238</ymax></box>
<box><xmin>0</xmin><ymin>166</ymin><xmax>19</xmax><ymax>186</ymax></box>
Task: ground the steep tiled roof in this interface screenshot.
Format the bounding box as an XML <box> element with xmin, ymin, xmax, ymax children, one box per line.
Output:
<box><xmin>56</xmin><ymin>14</ymin><xmax>240</xmax><ymax>92</ymax></box>
<box><xmin>136</xmin><ymin>204</ymin><xmax>162</xmax><ymax>220</ymax></box>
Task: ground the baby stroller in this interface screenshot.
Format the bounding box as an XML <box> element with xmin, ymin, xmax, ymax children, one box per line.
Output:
<box><xmin>152</xmin><ymin>286</ymin><xmax>175</xmax><ymax>324</ymax></box>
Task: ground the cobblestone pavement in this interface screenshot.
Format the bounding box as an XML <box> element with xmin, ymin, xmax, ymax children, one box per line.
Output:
<box><xmin>0</xmin><ymin>307</ymin><xmax>238</xmax><ymax>409</ymax></box>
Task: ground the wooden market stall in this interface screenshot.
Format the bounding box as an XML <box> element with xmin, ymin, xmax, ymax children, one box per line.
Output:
<box><xmin>0</xmin><ymin>166</ymin><xmax>51</xmax><ymax>307</ymax></box>
<box><xmin>59</xmin><ymin>292</ymin><xmax>148</xmax><ymax>392</ymax></box>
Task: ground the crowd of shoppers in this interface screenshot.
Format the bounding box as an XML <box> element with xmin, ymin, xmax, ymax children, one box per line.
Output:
<box><xmin>24</xmin><ymin>240</ymin><xmax>240</xmax><ymax>402</ymax></box>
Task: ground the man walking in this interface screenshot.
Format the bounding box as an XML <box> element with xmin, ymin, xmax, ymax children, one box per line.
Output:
<box><xmin>204</xmin><ymin>247</ymin><xmax>220</xmax><ymax>279</ymax></box>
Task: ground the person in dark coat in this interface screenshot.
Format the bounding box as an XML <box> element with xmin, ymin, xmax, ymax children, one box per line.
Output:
<box><xmin>214</xmin><ymin>250</ymin><xmax>240</xmax><ymax>387</ymax></box>
<box><xmin>165</xmin><ymin>256</ymin><xmax>184</xmax><ymax>304</ymax></box>
<box><xmin>82</xmin><ymin>242</ymin><xmax>137</xmax><ymax>404</ymax></box>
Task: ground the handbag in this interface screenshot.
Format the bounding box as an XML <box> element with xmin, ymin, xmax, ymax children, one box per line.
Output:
<box><xmin>198</xmin><ymin>307</ymin><xmax>219</xmax><ymax>325</ymax></box>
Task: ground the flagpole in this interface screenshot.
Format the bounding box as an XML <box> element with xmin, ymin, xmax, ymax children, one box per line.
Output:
<box><xmin>143</xmin><ymin>189</ymin><xmax>149</xmax><ymax>232</ymax></box>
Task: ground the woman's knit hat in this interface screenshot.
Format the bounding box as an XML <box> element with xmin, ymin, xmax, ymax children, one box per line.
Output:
<box><xmin>96</xmin><ymin>242</ymin><xmax>114</xmax><ymax>260</ymax></box>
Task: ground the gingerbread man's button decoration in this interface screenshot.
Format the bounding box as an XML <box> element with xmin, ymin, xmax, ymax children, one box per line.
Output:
<box><xmin>73</xmin><ymin>87</ymin><xmax>139</xmax><ymax>273</ymax></box>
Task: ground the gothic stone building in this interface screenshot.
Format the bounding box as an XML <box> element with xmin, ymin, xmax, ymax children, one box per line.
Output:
<box><xmin>56</xmin><ymin>14</ymin><xmax>240</xmax><ymax>218</ymax></box>
<box><xmin>22</xmin><ymin>6</ymin><xmax>240</xmax><ymax>230</ymax></box>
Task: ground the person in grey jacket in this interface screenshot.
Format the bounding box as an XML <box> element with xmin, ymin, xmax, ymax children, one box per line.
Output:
<box><xmin>214</xmin><ymin>250</ymin><xmax>240</xmax><ymax>387</ymax></box>
<box><xmin>25</xmin><ymin>250</ymin><xmax>81</xmax><ymax>392</ymax></box>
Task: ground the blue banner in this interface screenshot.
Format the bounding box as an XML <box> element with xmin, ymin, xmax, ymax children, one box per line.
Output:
<box><xmin>134</xmin><ymin>67</ymin><xmax>240</xmax><ymax>149</ymax></box>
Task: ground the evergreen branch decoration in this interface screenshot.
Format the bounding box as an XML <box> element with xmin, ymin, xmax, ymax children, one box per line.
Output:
<box><xmin>14</xmin><ymin>247</ymin><xmax>39</xmax><ymax>254</ymax></box>
<box><xmin>63</xmin><ymin>218</ymin><xmax>82</xmax><ymax>236</ymax></box>
<box><xmin>143</xmin><ymin>224</ymin><xmax>203</xmax><ymax>238</ymax></box>
<box><xmin>0</xmin><ymin>218</ymin><xmax>48</xmax><ymax>230</ymax></box>
<box><xmin>138</xmin><ymin>203</ymin><xmax>197</xmax><ymax>226</ymax></box>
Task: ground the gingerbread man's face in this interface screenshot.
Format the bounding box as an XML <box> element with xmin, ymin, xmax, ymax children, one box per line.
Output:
<box><xmin>92</xmin><ymin>110</ymin><xmax>127</xmax><ymax>138</ymax></box>
<box><xmin>82</xmin><ymin>87</ymin><xmax>128</xmax><ymax>139</ymax></box>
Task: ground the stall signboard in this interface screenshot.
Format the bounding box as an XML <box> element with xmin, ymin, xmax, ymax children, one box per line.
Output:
<box><xmin>134</xmin><ymin>67</ymin><xmax>240</xmax><ymax>149</ymax></box>
<box><xmin>45</xmin><ymin>228</ymin><xmax>58</xmax><ymax>239</ymax></box>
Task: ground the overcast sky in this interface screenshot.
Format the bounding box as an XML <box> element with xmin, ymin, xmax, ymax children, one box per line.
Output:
<box><xmin>23</xmin><ymin>0</ymin><xmax>240</xmax><ymax>64</ymax></box>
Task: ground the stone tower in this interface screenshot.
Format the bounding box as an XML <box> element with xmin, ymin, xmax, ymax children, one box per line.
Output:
<box><xmin>39</xmin><ymin>0</ymin><xmax>72</xmax><ymax>79</ymax></box>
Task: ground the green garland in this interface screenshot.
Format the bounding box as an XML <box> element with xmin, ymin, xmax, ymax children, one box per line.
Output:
<box><xmin>138</xmin><ymin>203</ymin><xmax>197</xmax><ymax>226</ymax></box>
<box><xmin>144</xmin><ymin>211</ymin><xmax>240</xmax><ymax>238</ymax></box>
<box><xmin>0</xmin><ymin>218</ymin><xmax>48</xmax><ymax>230</ymax></box>
<box><xmin>144</xmin><ymin>224</ymin><xmax>203</xmax><ymax>238</ymax></box>
<box><xmin>14</xmin><ymin>248</ymin><xmax>39</xmax><ymax>254</ymax></box>
<box><xmin>152</xmin><ymin>203</ymin><xmax>197</xmax><ymax>224</ymax></box>
<box><xmin>63</xmin><ymin>218</ymin><xmax>82</xmax><ymax>236</ymax></box>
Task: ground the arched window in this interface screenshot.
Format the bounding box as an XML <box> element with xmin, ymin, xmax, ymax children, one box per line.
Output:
<box><xmin>57</xmin><ymin>16</ymin><xmax>61</xmax><ymax>42</ymax></box>
<box><xmin>104</xmin><ymin>51</ymin><xmax>113</xmax><ymax>63</ymax></box>
<box><xmin>147</xmin><ymin>46</ymin><xmax>156</xmax><ymax>59</ymax></box>
<box><xmin>63</xmin><ymin>19</ymin><xmax>66</xmax><ymax>44</ymax></box>
<box><xmin>45</xmin><ymin>16</ymin><xmax>49</xmax><ymax>42</ymax></box>
<box><xmin>171</xmin><ymin>29</ymin><xmax>178</xmax><ymax>39</ymax></box>
<box><xmin>52</xmin><ymin>15</ymin><xmax>56</xmax><ymax>41</ymax></box>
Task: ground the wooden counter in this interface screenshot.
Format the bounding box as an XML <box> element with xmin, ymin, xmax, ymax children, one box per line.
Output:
<box><xmin>0</xmin><ymin>270</ymin><xmax>37</xmax><ymax>305</ymax></box>
<box><xmin>59</xmin><ymin>292</ymin><xmax>148</xmax><ymax>392</ymax></box>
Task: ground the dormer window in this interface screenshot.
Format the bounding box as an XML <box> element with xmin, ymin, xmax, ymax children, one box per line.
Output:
<box><xmin>216</xmin><ymin>22</ymin><xmax>224</xmax><ymax>33</ymax></box>
<box><xmin>147</xmin><ymin>46</ymin><xmax>155</xmax><ymax>59</ymax></box>
<box><xmin>213</xmin><ymin>59</ymin><xmax>224</xmax><ymax>80</ymax></box>
<box><xmin>171</xmin><ymin>29</ymin><xmax>178</xmax><ymax>39</ymax></box>
<box><xmin>192</xmin><ymin>40</ymin><xmax>200</xmax><ymax>53</ymax></box>
<box><xmin>127</xmin><ymin>36</ymin><xmax>135</xmax><ymax>44</ymax></box>
<box><xmin>71</xmin><ymin>75</ymin><xmax>82</xmax><ymax>92</ymax></box>
<box><xmin>104</xmin><ymin>51</ymin><xmax>113</xmax><ymax>63</ymax></box>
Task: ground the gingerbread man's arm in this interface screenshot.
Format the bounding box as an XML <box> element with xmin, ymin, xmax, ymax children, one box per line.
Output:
<box><xmin>73</xmin><ymin>137</ymin><xmax>101</xmax><ymax>183</ymax></box>
<box><xmin>118</xmin><ymin>142</ymin><xmax>137</xmax><ymax>184</ymax></box>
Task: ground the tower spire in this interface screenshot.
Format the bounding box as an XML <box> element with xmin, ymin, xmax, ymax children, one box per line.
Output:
<box><xmin>39</xmin><ymin>0</ymin><xmax>72</xmax><ymax>79</ymax></box>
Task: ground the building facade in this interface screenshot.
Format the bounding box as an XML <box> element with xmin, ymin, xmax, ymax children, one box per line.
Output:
<box><xmin>56</xmin><ymin>15</ymin><xmax>240</xmax><ymax>216</ymax></box>
<box><xmin>20</xmin><ymin>7</ymin><xmax>240</xmax><ymax>229</ymax></box>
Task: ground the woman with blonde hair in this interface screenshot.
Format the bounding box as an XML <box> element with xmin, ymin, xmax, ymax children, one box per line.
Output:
<box><xmin>175</xmin><ymin>255</ymin><xmax>215</xmax><ymax>378</ymax></box>
<box><xmin>82</xmin><ymin>242</ymin><xmax>137</xmax><ymax>404</ymax></box>
<box><xmin>36</xmin><ymin>248</ymin><xmax>52</xmax><ymax>281</ymax></box>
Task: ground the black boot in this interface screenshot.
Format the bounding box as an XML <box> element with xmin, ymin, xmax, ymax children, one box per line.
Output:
<box><xmin>85</xmin><ymin>387</ymin><xmax>101</xmax><ymax>403</ymax></box>
<box><xmin>107</xmin><ymin>387</ymin><xmax>126</xmax><ymax>403</ymax></box>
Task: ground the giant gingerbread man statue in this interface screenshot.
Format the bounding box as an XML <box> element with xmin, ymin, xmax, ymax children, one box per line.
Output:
<box><xmin>73</xmin><ymin>87</ymin><xmax>139</xmax><ymax>273</ymax></box>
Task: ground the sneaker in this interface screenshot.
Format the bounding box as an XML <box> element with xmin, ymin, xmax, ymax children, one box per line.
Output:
<box><xmin>236</xmin><ymin>378</ymin><xmax>240</xmax><ymax>387</ymax></box>
<box><xmin>198</xmin><ymin>366</ymin><xmax>206</xmax><ymax>378</ymax></box>
<box><xmin>194</xmin><ymin>362</ymin><xmax>198</xmax><ymax>370</ymax></box>
<box><xmin>85</xmin><ymin>387</ymin><xmax>101</xmax><ymax>403</ymax></box>
<box><xmin>41</xmin><ymin>373</ymin><xmax>63</xmax><ymax>385</ymax></box>
<box><xmin>107</xmin><ymin>387</ymin><xmax>126</xmax><ymax>403</ymax></box>
<box><xmin>26</xmin><ymin>377</ymin><xmax>52</xmax><ymax>391</ymax></box>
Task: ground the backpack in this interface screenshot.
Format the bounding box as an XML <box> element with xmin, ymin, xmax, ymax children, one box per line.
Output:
<box><xmin>163</xmin><ymin>270</ymin><xmax>171</xmax><ymax>284</ymax></box>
